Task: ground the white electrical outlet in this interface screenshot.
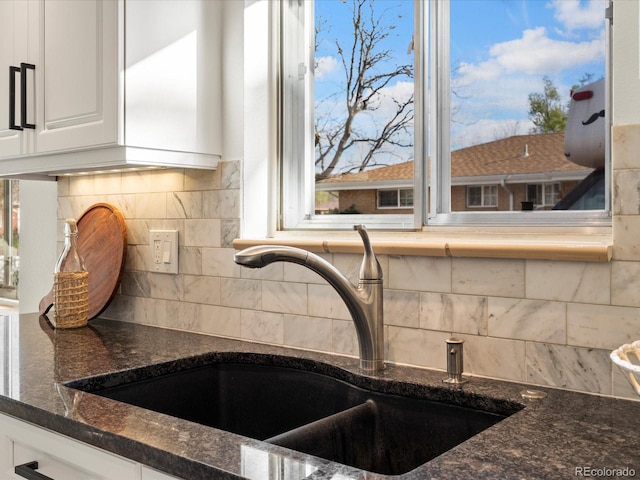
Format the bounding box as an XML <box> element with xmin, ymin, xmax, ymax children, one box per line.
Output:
<box><xmin>149</xmin><ymin>230</ymin><xmax>179</xmax><ymax>274</ymax></box>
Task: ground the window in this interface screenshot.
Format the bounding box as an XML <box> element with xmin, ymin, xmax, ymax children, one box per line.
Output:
<box><xmin>527</xmin><ymin>183</ymin><xmax>561</xmax><ymax>208</ymax></box>
<box><xmin>378</xmin><ymin>189</ymin><xmax>414</xmax><ymax>209</ymax></box>
<box><xmin>467</xmin><ymin>185</ymin><xmax>497</xmax><ymax>208</ymax></box>
<box><xmin>279</xmin><ymin>0</ymin><xmax>610</xmax><ymax>230</ymax></box>
<box><xmin>0</xmin><ymin>180</ymin><xmax>18</xmax><ymax>300</ymax></box>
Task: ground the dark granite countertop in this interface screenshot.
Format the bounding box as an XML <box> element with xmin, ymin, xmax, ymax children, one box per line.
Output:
<box><xmin>1</xmin><ymin>313</ymin><xmax>639</xmax><ymax>479</ymax></box>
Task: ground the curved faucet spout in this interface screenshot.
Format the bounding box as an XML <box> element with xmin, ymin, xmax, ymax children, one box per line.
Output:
<box><xmin>234</xmin><ymin>226</ymin><xmax>384</xmax><ymax>373</ymax></box>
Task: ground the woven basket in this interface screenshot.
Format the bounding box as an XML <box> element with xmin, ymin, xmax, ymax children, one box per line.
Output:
<box><xmin>53</xmin><ymin>271</ymin><xmax>89</xmax><ymax>329</ymax></box>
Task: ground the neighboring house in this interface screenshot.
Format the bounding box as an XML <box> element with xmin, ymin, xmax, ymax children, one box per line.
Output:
<box><xmin>316</xmin><ymin>132</ymin><xmax>593</xmax><ymax>214</ymax></box>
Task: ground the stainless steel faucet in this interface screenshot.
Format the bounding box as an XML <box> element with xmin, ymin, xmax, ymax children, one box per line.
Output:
<box><xmin>233</xmin><ymin>225</ymin><xmax>385</xmax><ymax>373</ymax></box>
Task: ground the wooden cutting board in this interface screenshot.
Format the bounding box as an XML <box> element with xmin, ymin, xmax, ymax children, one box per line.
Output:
<box><xmin>39</xmin><ymin>203</ymin><xmax>127</xmax><ymax>320</ymax></box>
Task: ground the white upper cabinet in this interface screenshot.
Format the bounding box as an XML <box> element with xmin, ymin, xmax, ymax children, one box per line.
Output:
<box><xmin>33</xmin><ymin>0</ymin><xmax>118</xmax><ymax>155</ymax></box>
<box><xmin>0</xmin><ymin>1</ymin><xmax>28</xmax><ymax>159</ymax></box>
<box><xmin>0</xmin><ymin>0</ymin><xmax>221</xmax><ymax>177</ymax></box>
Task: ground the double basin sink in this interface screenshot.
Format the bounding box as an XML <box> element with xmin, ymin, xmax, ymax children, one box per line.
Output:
<box><xmin>67</xmin><ymin>355</ymin><xmax>523</xmax><ymax>476</ymax></box>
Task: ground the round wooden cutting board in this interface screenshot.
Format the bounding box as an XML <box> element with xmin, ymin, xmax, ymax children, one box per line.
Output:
<box><xmin>39</xmin><ymin>203</ymin><xmax>127</xmax><ymax>321</ymax></box>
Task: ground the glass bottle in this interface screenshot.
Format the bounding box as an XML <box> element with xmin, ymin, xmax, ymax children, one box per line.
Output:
<box><xmin>53</xmin><ymin>219</ymin><xmax>89</xmax><ymax>328</ymax></box>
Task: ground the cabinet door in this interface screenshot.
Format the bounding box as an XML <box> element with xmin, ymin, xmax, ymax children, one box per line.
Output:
<box><xmin>0</xmin><ymin>413</ymin><xmax>139</xmax><ymax>480</ymax></box>
<box><xmin>141</xmin><ymin>466</ymin><xmax>183</xmax><ymax>480</ymax></box>
<box><xmin>0</xmin><ymin>1</ymin><xmax>28</xmax><ymax>159</ymax></box>
<box><xmin>30</xmin><ymin>0</ymin><xmax>119</xmax><ymax>155</ymax></box>
<box><xmin>125</xmin><ymin>0</ymin><xmax>221</xmax><ymax>156</ymax></box>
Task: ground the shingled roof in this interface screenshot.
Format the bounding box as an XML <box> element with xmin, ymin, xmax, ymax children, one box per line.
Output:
<box><xmin>318</xmin><ymin>132</ymin><xmax>592</xmax><ymax>187</ymax></box>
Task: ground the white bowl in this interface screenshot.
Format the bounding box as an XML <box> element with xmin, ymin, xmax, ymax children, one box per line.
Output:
<box><xmin>610</xmin><ymin>340</ymin><xmax>640</xmax><ymax>396</ymax></box>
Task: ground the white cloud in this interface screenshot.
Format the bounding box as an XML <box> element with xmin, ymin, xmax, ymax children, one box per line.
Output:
<box><xmin>490</xmin><ymin>26</ymin><xmax>604</xmax><ymax>75</ymax></box>
<box><xmin>456</xmin><ymin>26</ymin><xmax>604</xmax><ymax>85</ymax></box>
<box><xmin>315</xmin><ymin>55</ymin><xmax>339</xmax><ymax>80</ymax></box>
<box><xmin>550</xmin><ymin>0</ymin><xmax>606</xmax><ymax>32</ymax></box>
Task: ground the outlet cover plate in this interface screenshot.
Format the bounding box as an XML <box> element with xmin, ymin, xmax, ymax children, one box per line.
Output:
<box><xmin>149</xmin><ymin>230</ymin><xmax>179</xmax><ymax>274</ymax></box>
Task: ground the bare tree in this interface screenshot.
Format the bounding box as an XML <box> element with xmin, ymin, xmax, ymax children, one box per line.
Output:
<box><xmin>314</xmin><ymin>0</ymin><xmax>414</xmax><ymax>181</ymax></box>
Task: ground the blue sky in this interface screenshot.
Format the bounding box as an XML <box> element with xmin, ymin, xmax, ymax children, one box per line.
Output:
<box><xmin>314</xmin><ymin>0</ymin><xmax>606</xmax><ymax>167</ymax></box>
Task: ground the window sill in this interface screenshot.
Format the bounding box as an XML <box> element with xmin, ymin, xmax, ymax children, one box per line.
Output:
<box><xmin>233</xmin><ymin>230</ymin><xmax>613</xmax><ymax>263</ymax></box>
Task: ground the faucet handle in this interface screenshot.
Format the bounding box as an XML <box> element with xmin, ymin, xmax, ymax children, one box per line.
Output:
<box><xmin>354</xmin><ymin>225</ymin><xmax>382</xmax><ymax>281</ymax></box>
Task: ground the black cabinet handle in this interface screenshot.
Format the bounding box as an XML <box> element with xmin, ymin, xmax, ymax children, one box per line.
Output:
<box><xmin>9</xmin><ymin>65</ymin><xmax>22</xmax><ymax>131</ymax></box>
<box><xmin>20</xmin><ymin>62</ymin><xmax>35</xmax><ymax>129</ymax></box>
<box><xmin>14</xmin><ymin>461</ymin><xmax>54</xmax><ymax>480</ymax></box>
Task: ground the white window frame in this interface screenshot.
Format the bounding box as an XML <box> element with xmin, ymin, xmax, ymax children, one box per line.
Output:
<box><xmin>526</xmin><ymin>183</ymin><xmax>561</xmax><ymax>208</ymax></box>
<box><xmin>377</xmin><ymin>188</ymin><xmax>414</xmax><ymax>209</ymax></box>
<box><xmin>466</xmin><ymin>185</ymin><xmax>498</xmax><ymax>208</ymax></box>
<box><xmin>275</xmin><ymin>0</ymin><xmax>612</xmax><ymax>233</ymax></box>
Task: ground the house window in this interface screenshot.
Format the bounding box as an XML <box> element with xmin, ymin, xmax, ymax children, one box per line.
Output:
<box><xmin>467</xmin><ymin>186</ymin><xmax>497</xmax><ymax>208</ymax></box>
<box><xmin>279</xmin><ymin>0</ymin><xmax>610</xmax><ymax>230</ymax></box>
<box><xmin>527</xmin><ymin>183</ymin><xmax>561</xmax><ymax>208</ymax></box>
<box><xmin>378</xmin><ymin>189</ymin><xmax>414</xmax><ymax>209</ymax></box>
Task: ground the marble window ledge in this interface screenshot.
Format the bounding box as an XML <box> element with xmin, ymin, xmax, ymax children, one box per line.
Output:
<box><xmin>233</xmin><ymin>232</ymin><xmax>613</xmax><ymax>263</ymax></box>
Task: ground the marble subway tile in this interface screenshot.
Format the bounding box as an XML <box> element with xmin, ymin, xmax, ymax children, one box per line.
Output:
<box><xmin>220</xmin><ymin>278</ymin><xmax>261</xmax><ymax>309</ymax></box>
<box><xmin>612</xmin><ymin>123</ymin><xmax>640</xmax><ymax>170</ymax></box>
<box><xmin>184</xmin><ymin>219</ymin><xmax>221</xmax><ymax>247</ymax></box>
<box><xmin>488</xmin><ymin>297</ymin><xmax>566</xmax><ymax>343</ymax></box>
<box><xmin>612</xmin><ymin>169</ymin><xmax>640</xmax><ymax>215</ymax></box>
<box><xmin>525</xmin><ymin>260</ymin><xmax>610</xmax><ymax>304</ymax></box>
<box><xmin>179</xmin><ymin>247</ymin><xmax>202</xmax><ymax>275</ymax></box>
<box><xmin>221</xmin><ymin>219</ymin><xmax>240</xmax><ymax>248</ymax></box>
<box><xmin>184</xmin><ymin>275</ymin><xmax>221</xmax><ymax>305</ymax></box>
<box><xmin>241</xmin><ymin>309</ymin><xmax>284</xmax><ymax>344</ymax></box>
<box><xmin>121</xmin><ymin>170</ymin><xmax>152</xmax><ymax>193</ymax></box>
<box><xmin>124</xmin><ymin>219</ymin><xmax>153</xmax><ymax>245</ymax></box>
<box><xmin>203</xmin><ymin>190</ymin><xmax>240</xmax><ymax>219</ymax></box>
<box><xmin>184</xmin><ymin>168</ymin><xmax>220</xmax><ymax>191</ymax></box>
<box><xmin>102</xmin><ymin>294</ymin><xmax>136</xmax><ymax>323</ymax></box>
<box><xmin>132</xmin><ymin>296</ymin><xmax>168</xmax><ymax>327</ymax></box>
<box><xmin>452</xmin><ymin>258</ymin><xmax>525</xmax><ymax>298</ymax></box>
<box><xmin>220</xmin><ymin>160</ymin><xmax>241</xmax><ymax>190</ymax></box>
<box><xmin>613</xmin><ymin>216</ymin><xmax>640</xmax><ymax>261</ymax></box>
<box><xmin>149</xmin><ymin>272</ymin><xmax>183</xmax><ymax>301</ymax></box>
<box><xmin>262</xmin><ymin>281</ymin><xmax>308</xmax><ymax>315</ymax></box>
<box><xmin>332</xmin><ymin>319</ymin><xmax>358</xmax><ymax>357</ymax></box>
<box><xmin>94</xmin><ymin>173</ymin><xmax>122</xmax><ymax>195</ymax></box>
<box><xmin>150</xmin><ymin>169</ymin><xmax>184</xmax><ymax>192</ymax></box>
<box><xmin>567</xmin><ymin>303</ymin><xmax>640</xmax><ymax>349</ymax></box>
<box><xmin>611</xmin><ymin>260</ymin><xmax>640</xmax><ymax>307</ymax></box>
<box><xmin>308</xmin><ymin>284</ymin><xmax>350</xmax><ymax>321</ymax></box>
<box><xmin>69</xmin><ymin>175</ymin><xmax>95</xmax><ymax>196</ymax></box>
<box><xmin>202</xmin><ymin>248</ymin><xmax>241</xmax><ymax>278</ymax></box>
<box><xmin>384</xmin><ymin>289</ymin><xmax>420</xmax><ymax>328</ymax></box>
<box><xmin>420</xmin><ymin>292</ymin><xmax>488</xmax><ymax>335</ymax></box>
<box><xmin>388</xmin><ymin>256</ymin><xmax>451</xmax><ymax>293</ymax></box>
<box><xmin>526</xmin><ymin>343</ymin><xmax>611</xmax><ymax>395</ymax></box>
<box><xmin>102</xmin><ymin>194</ymin><xmax>136</xmax><ymax>219</ymax></box>
<box><xmin>163</xmin><ymin>300</ymin><xmax>201</xmax><ymax>331</ymax></box>
<box><xmin>386</xmin><ymin>326</ymin><xmax>451</xmax><ymax>370</ymax></box>
<box><xmin>167</xmin><ymin>191</ymin><xmax>203</xmax><ymax>219</ymax></box>
<box><xmin>283</xmin><ymin>315</ymin><xmax>333</xmax><ymax>352</ymax></box>
<box><xmin>57</xmin><ymin>176</ymin><xmax>70</xmax><ymax>196</ymax></box>
<box><xmin>199</xmin><ymin>304</ymin><xmax>242</xmax><ymax>338</ymax></box>
<box><xmin>461</xmin><ymin>335</ymin><xmax>526</xmax><ymax>381</ymax></box>
<box><xmin>135</xmin><ymin>192</ymin><xmax>167</xmax><ymax>219</ymax></box>
<box><xmin>121</xmin><ymin>271</ymin><xmax>151</xmax><ymax>298</ymax></box>
<box><xmin>127</xmin><ymin>245</ymin><xmax>146</xmax><ymax>271</ymax></box>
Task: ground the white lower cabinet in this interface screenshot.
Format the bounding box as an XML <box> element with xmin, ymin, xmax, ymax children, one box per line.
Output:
<box><xmin>0</xmin><ymin>413</ymin><xmax>183</xmax><ymax>480</ymax></box>
<box><xmin>141</xmin><ymin>466</ymin><xmax>182</xmax><ymax>480</ymax></box>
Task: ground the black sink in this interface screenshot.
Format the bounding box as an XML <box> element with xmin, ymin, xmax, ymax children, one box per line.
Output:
<box><xmin>68</xmin><ymin>358</ymin><xmax>521</xmax><ymax>476</ymax></box>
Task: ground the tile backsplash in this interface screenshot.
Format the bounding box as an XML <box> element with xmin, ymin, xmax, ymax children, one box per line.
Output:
<box><xmin>56</xmin><ymin>124</ymin><xmax>640</xmax><ymax>400</ymax></box>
